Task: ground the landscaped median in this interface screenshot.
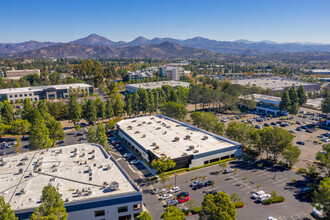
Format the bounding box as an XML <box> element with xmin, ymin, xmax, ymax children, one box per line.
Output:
<box><xmin>262</xmin><ymin>196</ymin><xmax>285</xmax><ymax>205</ymax></box>
<box><xmin>163</xmin><ymin>157</ymin><xmax>240</xmax><ymax>176</ymax></box>
<box><xmin>235</xmin><ymin>201</ymin><xmax>245</xmax><ymax>208</ymax></box>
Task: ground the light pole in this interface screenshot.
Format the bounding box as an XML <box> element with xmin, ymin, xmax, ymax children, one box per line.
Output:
<box><xmin>174</xmin><ymin>172</ymin><xmax>177</xmax><ymax>199</ymax></box>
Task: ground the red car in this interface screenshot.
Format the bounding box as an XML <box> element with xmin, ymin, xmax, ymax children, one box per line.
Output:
<box><xmin>178</xmin><ymin>196</ymin><xmax>190</xmax><ymax>203</ymax></box>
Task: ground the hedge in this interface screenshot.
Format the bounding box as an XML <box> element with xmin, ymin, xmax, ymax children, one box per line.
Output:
<box><xmin>235</xmin><ymin>201</ymin><xmax>245</xmax><ymax>208</ymax></box>
<box><xmin>146</xmin><ymin>176</ymin><xmax>158</xmax><ymax>182</ymax></box>
<box><xmin>263</xmin><ymin>196</ymin><xmax>285</xmax><ymax>205</ymax></box>
<box><xmin>191</xmin><ymin>207</ymin><xmax>202</xmax><ymax>214</ymax></box>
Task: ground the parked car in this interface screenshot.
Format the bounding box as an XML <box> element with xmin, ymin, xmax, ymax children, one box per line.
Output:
<box><xmin>255</xmin><ymin>125</ymin><xmax>262</xmax><ymax>129</ymax></box>
<box><xmin>152</xmin><ymin>188</ymin><xmax>165</xmax><ymax>194</ymax></box>
<box><xmin>252</xmin><ymin>190</ymin><xmax>265</xmax><ymax>199</ymax></box>
<box><xmin>264</xmin><ymin>123</ymin><xmax>270</xmax><ymax>127</ymax></box>
<box><xmin>193</xmin><ymin>183</ymin><xmax>204</xmax><ymax>190</ymax></box>
<box><xmin>257</xmin><ymin>194</ymin><xmax>271</xmax><ymax>202</ymax></box>
<box><xmin>176</xmin><ymin>192</ymin><xmax>189</xmax><ymax>198</ymax></box>
<box><xmin>178</xmin><ymin>196</ymin><xmax>190</xmax><ymax>203</ymax></box>
<box><xmin>190</xmin><ymin>180</ymin><xmax>202</xmax><ymax>187</ymax></box>
<box><xmin>271</xmin><ymin>122</ymin><xmax>276</xmax><ymax>125</ymax></box>
<box><xmin>301</xmin><ymin>126</ymin><xmax>307</xmax><ymax>129</ymax></box>
<box><xmin>296</xmin><ymin>127</ymin><xmax>302</xmax><ymax>131</ymax></box>
<box><xmin>296</xmin><ymin>141</ymin><xmax>305</xmax><ymax>145</ymax></box>
<box><xmin>123</xmin><ymin>153</ymin><xmax>133</xmax><ymax>158</ymax></box>
<box><xmin>322</xmin><ymin>138</ymin><xmax>329</xmax><ymax>142</ymax></box>
<box><xmin>169</xmin><ymin>186</ymin><xmax>180</xmax><ymax>193</ymax></box>
<box><xmin>205</xmin><ymin>190</ymin><xmax>218</xmax><ymax>196</ymax></box>
<box><xmin>223</xmin><ymin>168</ymin><xmax>234</xmax><ymax>174</ymax></box>
<box><xmin>317</xmin><ymin>135</ymin><xmax>324</xmax><ymax>138</ymax></box>
<box><xmin>312</xmin><ymin>207</ymin><xmax>324</xmax><ymax>219</ymax></box>
<box><xmin>296</xmin><ymin>121</ymin><xmax>302</xmax><ymax>125</ymax></box>
<box><xmin>289</xmin><ymin>130</ymin><xmax>295</xmax><ymax>133</ymax></box>
<box><xmin>130</xmin><ymin>159</ymin><xmax>139</xmax><ymax>164</ymax></box>
<box><xmin>160</xmin><ymin>194</ymin><xmax>173</xmax><ymax>200</ymax></box>
<box><xmin>166</xmin><ymin>199</ymin><xmax>178</xmax><ymax>206</ymax></box>
<box><xmin>204</xmin><ymin>180</ymin><xmax>215</xmax><ymax>187</ymax></box>
<box><xmin>267</xmin><ymin>217</ymin><xmax>278</xmax><ymax>220</ymax></box>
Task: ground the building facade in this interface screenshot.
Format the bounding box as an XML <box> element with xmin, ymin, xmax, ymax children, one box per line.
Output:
<box><xmin>125</xmin><ymin>81</ymin><xmax>190</xmax><ymax>93</ymax></box>
<box><xmin>0</xmin><ymin>83</ymin><xmax>93</xmax><ymax>102</ymax></box>
<box><xmin>2</xmin><ymin>69</ymin><xmax>40</xmax><ymax>81</ymax></box>
<box><xmin>159</xmin><ymin>66</ymin><xmax>185</xmax><ymax>80</ymax></box>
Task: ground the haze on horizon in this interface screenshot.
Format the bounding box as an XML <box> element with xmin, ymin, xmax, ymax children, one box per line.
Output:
<box><xmin>1</xmin><ymin>0</ymin><xmax>330</xmax><ymax>44</ymax></box>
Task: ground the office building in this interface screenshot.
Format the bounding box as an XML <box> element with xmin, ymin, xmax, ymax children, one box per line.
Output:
<box><xmin>0</xmin><ymin>83</ymin><xmax>93</xmax><ymax>102</ymax></box>
<box><xmin>125</xmin><ymin>81</ymin><xmax>189</xmax><ymax>93</ymax></box>
<box><xmin>2</xmin><ymin>69</ymin><xmax>40</xmax><ymax>81</ymax></box>
<box><xmin>117</xmin><ymin>115</ymin><xmax>242</xmax><ymax>169</ymax></box>
<box><xmin>159</xmin><ymin>66</ymin><xmax>185</xmax><ymax>80</ymax></box>
<box><xmin>0</xmin><ymin>144</ymin><xmax>142</xmax><ymax>220</ymax></box>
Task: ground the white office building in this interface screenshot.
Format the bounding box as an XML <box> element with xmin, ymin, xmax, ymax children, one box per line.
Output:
<box><xmin>0</xmin><ymin>144</ymin><xmax>142</xmax><ymax>220</ymax></box>
<box><xmin>125</xmin><ymin>81</ymin><xmax>190</xmax><ymax>93</ymax></box>
<box><xmin>159</xmin><ymin>66</ymin><xmax>185</xmax><ymax>80</ymax></box>
<box><xmin>117</xmin><ymin>115</ymin><xmax>242</xmax><ymax>169</ymax></box>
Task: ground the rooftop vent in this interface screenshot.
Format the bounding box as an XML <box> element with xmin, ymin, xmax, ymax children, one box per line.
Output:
<box><xmin>142</xmin><ymin>121</ymin><xmax>146</xmax><ymax>124</ymax></box>
<box><xmin>80</xmin><ymin>153</ymin><xmax>85</xmax><ymax>157</ymax></box>
<box><xmin>154</xmin><ymin>146</ymin><xmax>160</xmax><ymax>150</ymax></box>
<box><xmin>109</xmin><ymin>181</ymin><xmax>119</xmax><ymax>191</ymax></box>
<box><xmin>20</xmin><ymin>188</ymin><xmax>26</xmax><ymax>195</ymax></box>
<box><xmin>18</xmin><ymin>168</ymin><xmax>23</xmax><ymax>174</ymax></box>
<box><xmin>160</xmin><ymin>153</ymin><xmax>166</xmax><ymax>157</ymax></box>
<box><xmin>182</xmin><ymin>152</ymin><xmax>188</xmax><ymax>156</ymax></box>
<box><xmin>50</xmin><ymin>177</ymin><xmax>56</xmax><ymax>182</ymax></box>
<box><xmin>162</xmin><ymin>131</ymin><xmax>167</xmax><ymax>135</ymax></box>
<box><xmin>151</xmin><ymin>142</ymin><xmax>156</xmax><ymax>146</ymax></box>
<box><xmin>174</xmin><ymin>137</ymin><xmax>180</xmax><ymax>142</ymax></box>
<box><xmin>142</xmin><ymin>134</ymin><xmax>146</xmax><ymax>138</ymax></box>
<box><xmin>156</xmin><ymin>127</ymin><xmax>161</xmax><ymax>130</ymax></box>
<box><xmin>90</xmin><ymin>155</ymin><xmax>95</xmax><ymax>160</ymax></box>
<box><xmin>127</xmin><ymin>125</ymin><xmax>132</xmax><ymax>130</ymax></box>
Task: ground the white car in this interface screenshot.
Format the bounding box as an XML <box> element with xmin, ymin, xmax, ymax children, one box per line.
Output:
<box><xmin>252</xmin><ymin>190</ymin><xmax>265</xmax><ymax>199</ymax></box>
<box><xmin>152</xmin><ymin>188</ymin><xmax>165</xmax><ymax>194</ymax></box>
<box><xmin>169</xmin><ymin>186</ymin><xmax>180</xmax><ymax>193</ymax></box>
<box><xmin>257</xmin><ymin>194</ymin><xmax>271</xmax><ymax>202</ymax></box>
<box><xmin>166</xmin><ymin>199</ymin><xmax>179</xmax><ymax>206</ymax></box>
<box><xmin>267</xmin><ymin>217</ymin><xmax>277</xmax><ymax>220</ymax></box>
<box><xmin>312</xmin><ymin>207</ymin><xmax>324</xmax><ymax>218</ymax></box>
<box><xmin>317</xmin><ymin>135</ymin><xmax>324</xmax><ymax>138</ymax></box>
<box><xmin>160</xmin><ymin>194</ymin><xmax>173</xmax><ymax>200</ymax></box>
<box><xmin>322</xmin><ymin>138</ymin><xmax>329</xmax><ymax>142</ymax></box>
<box><xmin>190</xmin><ymin>180</ymin><xmax>202</xmax><ymax>187</ymax></box>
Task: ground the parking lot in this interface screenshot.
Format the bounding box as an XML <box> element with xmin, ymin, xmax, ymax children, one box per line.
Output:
<box><xmin>147</xmin><ymin>159</ymin><xmax>314</xmax><ymax>220</ymax></box>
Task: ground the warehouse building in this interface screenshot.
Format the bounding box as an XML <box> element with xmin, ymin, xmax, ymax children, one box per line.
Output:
<box><xmin>125</xmin><ymin>81</ymin><xmax>190</xmax><ymax>93</ymax></box>
<box><xmin>2</xmin><ymin>69</ymin><xmax>40</xmax><ymax>81</ymax></box>
<box><xmin>0</xmin><ymin>144</ymin><xmax>142</xmax><ymax>220</ymax></box>
<box><xmin>117</xmin><ymin>115</ymin><xmax>242</xmax><ymax>169</ymax></box>
<box><xmin>0</xmin><ymin>83</ymin><xmax>93</xmax><ymax>102</ymax></box>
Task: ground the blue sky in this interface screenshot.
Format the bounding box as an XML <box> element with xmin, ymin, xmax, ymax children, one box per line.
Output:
<box><xmin>1</xmin><ymin>0</ymin><xmax>330</xmax><ymax>43</ymax></box>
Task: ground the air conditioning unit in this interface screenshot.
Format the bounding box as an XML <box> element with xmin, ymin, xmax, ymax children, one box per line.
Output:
<box><xmin>109</xmin><ymin>181</ymin><xmax>119</xmax><ymax>190</ymax></box>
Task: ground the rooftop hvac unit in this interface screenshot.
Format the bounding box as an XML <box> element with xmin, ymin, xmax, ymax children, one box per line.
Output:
<box><xmin>77</xmin><ymin>190</ymin><xmax>82</xmax><ymax>197</ymax></box>
<box><xmin>154</xmin><ymin>146</ymin><xmax>160</xmax><ymax>150</ymax></box>
<box><xmin>182</xmin><ymin>152</ymin><xmax>188</xmax><ymax>156</ymax></box>
<box><xmin>21</xmin><ymin>156</ymin><xmax>28</xmax><ymax>161</ymax></box>
<box><xmin>135</xmin><ymin>131</ymin><xmax>140</xmax><ymax>134</ymax></box>
<box><xmin>20</xmin><ymin>188</ymin><xmax>26</xmax><ymax>195</ymax></box>
<box><xmin>142</xmin><ymin>134</ymin><xmax>146</xmax><ymax>138</ymax></box>
<box><xmin>59</xmin><ymin>149</ymin><xmax>63</xmax><ymax>154</ymax></box>
<box><xmin>109</xmin><ymin>181</ymin><xmax>119</xmax><ymax>190</ymax></box>
<box><xmin>156</xmin><ymin>127</ymin><xmax>161</xmax><ymax>130</ymax></box>
<box><xmin>166</xmin><ymin>126</ymin><xmax>171</xmax><ymax>128</ymax></box>
<box><xmin>152</xmin><ymin>142</ymin><xmax>156</xmax><ymax>146</ymax></box>
<box><xmin>80</xmin><ymin>153</ymin><xmax>85</xmax><ymax>157</ymax></box>
<box><xmin>185</xmin><ymin>135</ymin><xmax>191</xmax><ymax>139</ymax></box>
<box><xmin>163</xmin><ymin>131</ymin><xmax>167</xmax><ymax>135</ymax></box>
<box><xmin>137</xmin><ymin>123</ymin><xmax>142</xmax><ymax>127</ymax></box>
<box><xmin>127</xmin><ymin>125</ymin><xmax>132</xmax><ymax>130</ymax></box>
<box><xmin>193</xmin><ymin>150</ymin><xmax>199</xmax><ymax>153</ymax></box>
<box><xmin>19</xmin><ymin>168</ymin><xmax>23</xmax><ymax>174</ymax></box>
<box><xmin>132</xmin><ymin>120</ymin><xmax>136</xmax><ymax>123</ymax></box>
<box><xmin>174</xmin><ymin>137</ymin><xmax>180</xmax><ymax>141</ymax></box>
<box><xmin>203</xmin><ymin>136</ymin><xmax>208</xmax><ymax>140</ymax></box>
<box><xmin>161</xmin><ymin>153</ymin><xmax>166</xmax><ymax>157</ymax></box>
<box><xmin>189</xmin><ymin>145</ymin><xmax>195</xmax><ymax>150</ymax></box>
<box><xmin>90</xmin><ymin>155</ymin><xmax>95</xmax><ymax>160</ymax></box>
<box><xmin>50</xmin><ymin>177</ymin><xmax>56</xmax><ymax>182</ymax></box>
<box><xmin>73</xmin><ymin>148</ymin><xmax>77</xmax><ymax>153</ymax></box>
<box><xmin>142</xmin><ymin>121</ymin><xmax>146</xmax><ymax>124</ymax></box>
<box><xmin>106</xmin><ymin>164</ymin><xmax>111</xmax><ymax>170</ymax></box>
<box><xmin>53</xmin><ymin>168</ymin><xmax>58</xmax><ymax>173</ymax></box>
<box><xmin>175</xmin><ymin>124</ymin><xmax>180</xmax><ymax>127</ymax></box>
<box><xmin>157</xmin><ymin>121</ymin><xmax>161</xmax><ymax>123</ymax></box>
<box><xmin>147</xmin><ymin>122</ymin><xmax>152</xmax><ymax>124</ymax></box>
<box><xmin>90</xmin><ymin>149</ymin><xmax>95</xmax><ymax>154</ymax></box>
<box><xmin>73</xmin><ymin>152</ymin><xmax>77</xmax><ymax>157</ymax></box>
<box><xmin>151</xmin><ymin>117</ymin><xmax>154</xmax><ymax>120</ymax></box>
<box><xmin>29</xmin><ymin>172</ymin><xmax>33</xmax><ymax>177</ymax></box>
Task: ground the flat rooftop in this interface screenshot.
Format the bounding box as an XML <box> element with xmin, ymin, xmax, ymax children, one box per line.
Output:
<box><xmin>231</xmin><ymin>77</ymin><xmax>318</xmax><ymax>91</ymax></box>
<box><xmin>126</xmin><ymin>81</ymin><xmax>190</xmax><ymax>90</ymax></box>
<box><xmin>117</xmin><ymin>115</ymin><xmax>239</xmax><ymax>159</ymax></box>
<box><xmin>0</xmin><ymin>83</ymin><xmax>92</xmax><ymax>94</ymax></box>
<box><xmin>0</xmin><ymin>144</ymin><xmax>136</xmax><ymax>211</ymax></box>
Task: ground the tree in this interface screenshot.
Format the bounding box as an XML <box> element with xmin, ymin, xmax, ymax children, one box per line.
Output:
<box><xmin>10</xmin><ymin>119</ymin><xmax>31</xmax><ymax>137</ymax></box>
<box><xmin>159</xmin><ymin>173</ymin><xmax>170</xmax><ymax>188</ymax></box>
<box><xmin>1</xmin><ymin>103</ymin><xmax>14</xmax><ymax>125</ymax></box>
<box><xmin>0</xmin><ymin>196</ymin><xmax>18</xmax><ymax>220</ymax></box>
<box><xmin>288</xmin><ymin>85</ymin><xmax>299</xmax><ymax>105</ymax></box>
<box><xmin>161</xmin><ymin>206</ymin><xmax>185</xmax><ymax>220</ymax></box>
<box><xmin>86</xmin><ymin>126</ymin><xmax>97</xmax><ymax>143</ymax></box>
<box><xmin>312</xmin><ymin>177</ymin><xmax>330</xmax><ymax>218</ymax></box>
<box><xmin>38</xmin><ymin>100</ymin><xmax>49</xmax><ymax>117</ymax></box>
<box><xmin>68</xmin><ymin>97</ymin><xmax>82</xmax><ymax>125</ymax></box>
<box><xmin>96</xmin><ymin>123</ymin><xmax>107</xmax><ymax>147</ymax></box>
<box><xmin>219</xmin><ymin>161</ymin><xmax>227</xmax><ymax>172</ymax></box>
<box><xmin>84</xmin><ymin>100</ymin><xmax>97</xmax><ymax>124</ymax></box>
<box><xmin>147</xmin><ymin>91</ymin><xmax>155</xmax><ymax>114</ymax></box>
<box><xmin>315</xmin><ymin>143</ymin><xmax>330</xmax><ymax>177</ymax></box>
<box><xmin>125</xmin><ymin>95</ymin><xmax>133</xmax><ymax>117</ymax></box>
<box><xmin>29</xmin><ymin>186</ymin><xmax>67</xmax><ymax>220</ymax></box>
<box><xmin>230</xmin><ymin>193</ymin><xmax>241</xmax><ymax>203</ymax></box>
<box><xmin>282</xmin><ymin>144</ymin><xmax>301</xmax><ymax>168</ymax></box>
<box><xmin>279</xmin><ymin>91</ymin><xmax>291</xmax><ymax>112</ymax></box>
<box><xmin>297</xmin><ymin>85</ymin><xmax>307</xmax><ymax>106</ymax></box>
<box><xmin>132</xmin><ymin>90</ymin><xmax>140</xmax><ymax>115</ymax></box>
<box><xmin>289</xmin><ymin>102</ymin><xmax>299</xmax><ymax>116</ymax></box>
<box><xmin>73</xmin><ymin>124</ymin><xmax>81</xmax><ymax>135</ymax></box>
<box><xmin>46</xmin><ymin>118</ymin><xmax>65</xmax><ymax>148</ymax></box>
<box><xmin>29</xmin><ymin>110</ymin><xmax>51</xmax><ymax>150</ymax></box>
<box><xmin>136</xmin><ymin>211</ymin><xmax>152</xmax><ymax>220</ymax></box>
<box><xmin>0</xmin><ymin>123</ymin><xmax>9</xmax><ymax>138</ymax></box>
<box><xmin>321</xmin><ymin>95</ymin><xmax>330</xmax><ymax>114</ymax></box>
<box><xmin>113</xmin><ymin>98</ymin><xmax>125</xmax><ymax>117</ymax></box>
<box><xmin>22</xmin><ymin>98</ymin><xmax>34</xmax><ymax>121</ymax></box>
<box><xmin>151</xmin><ymin>156</ymin><xmax>176</xmax><ymax>173</ymax></box>
<box><xmin>105</xmin><ymin>99</ymin><xmax>114</xmax><ymax>119</ymax></box>
<box><xmin>160</xmin><ymin>102</ymin><xmax>188</xmax><ymax>121</ymax></box>
<box><xmin>105</xmin><ymin>120</ymin><xmax>116</xmax><ymax>131</ymax></box>
<box><xmin>188</xmin><ymin>84</ymin><xmax>202</xmax><ymax>110</ymax></box>
<box><xmin>97</xmin><ymin>101</ymin><xmax>106</xmax><ymax>121</ymax></box>
<box><xmin>200</xmin><ymin>192</ymin><xmax>236</xmax><ymax>220</ymax></box>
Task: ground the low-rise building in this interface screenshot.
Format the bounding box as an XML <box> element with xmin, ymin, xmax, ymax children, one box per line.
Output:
<box><xmin>117</xmin><ymin>115</ymin><xmax>242</xmax><ymax>169</ymax></box>
<box><xmin>2</xmin><ymin>69</ymin><xmax>40</xmax><ymax>81</ymax></box>
<box><xmin>0</xmin><ymin>83</ymin><xmax>93</xmax><ymax>102</ymax></box>
<box><xmin>0</xmin><ymin>144</ymin><xmax>142</xmax><ymax>220</ymax></box>
<box><xmin>125</xmin><ymin>81</ymin><xmax>190</xmax><ymax>93</ymax></box>
<box><xmin>128</xmin><ymin>70</ymin><xmax>153</xmax><ymax>80</ymax></box>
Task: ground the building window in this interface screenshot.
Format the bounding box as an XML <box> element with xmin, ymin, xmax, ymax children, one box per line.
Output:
<box><xmin>29</xmin><ymin>94</ymin><xmax>32</xmax><ymax>96</ymax></box>
<box><xmin>24</xmin><ymin>94</ymin><xmax>27</xmax><ymax>97</ymax></box>
<box><xmin>19</xmin><ymin>94</ymin><xmax>22</xmax><ymax>97</ymax></box>
<box><xmin>15</xmin><ymin>95</ymin><xmax>18</xmax><ymax>97</ymax></box>
<box><xmin>134</xmin><ymin>213</ymin><xmax>140</xmax><ymax>218</ymax></box>
<box><xmin>118</xmin><ymin>206</ymin><xmax>128</xmax><ymax>213</ymax></box>
<box><xmin>204</xmin><ymin>160</ymin><xmax>209</xmax><ymax>165</ymax></box>
<box><xmin>9</xmin><ymin>95</ymin><xmax>13</xmax><ymax>98</ymax></box>
<box><xmin>133</xmin><ymin>204</ymin><xmax>140</xmax><ymax>210</ymax></box>
<box><xmin>118</xmin><ymin>215</ymin><xmax>131</xmax><ymax>220</ymax></box>
<box><xmin>35</xmin><ymin>98</ymin><xmax>37</xmax><ymax>101</ymax></box>
<box><xmin>210</xmin><ymin>158</ymin><xmax>219</xmax><ymax>163</ymax></box>
<box><xmin>94</xmin><ymin>210</ymin><xmax>105</xmax><ymax>217</ymax></box>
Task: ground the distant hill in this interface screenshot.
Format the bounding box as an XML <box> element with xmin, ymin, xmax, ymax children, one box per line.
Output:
<box><xmin>10</xmin><ymin>41</ymin><xmax>217</xmax><ymax>59</ymax></box>
<box><xmin>2</xmin><ymin>34</ymin><xmax>330</xmax><ymax>56</ymax></box>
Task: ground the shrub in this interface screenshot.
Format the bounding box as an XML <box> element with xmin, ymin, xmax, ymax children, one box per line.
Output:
<box><xmin>263</xmin><ymin>196</ymin><xmax>284</xmax><ymax>205</ymax></box>
<box><xmin>146</xmin><ymin>176</ymin><xmax>158</xmax><ymax>182</ymax></box>
<box><xmin>235</xmin><ymin>201</ymin><xmax>244</xmax><ymax>208</ymax></box>
<box><xmin>191</xmin><ymin>207</ymin><xmax>202</xmax><ymax>214</ymax></box>
<box><xmin>298</xmin><ymin>168</ymin><xmax>307</xmax><ymax>174</ymax></box>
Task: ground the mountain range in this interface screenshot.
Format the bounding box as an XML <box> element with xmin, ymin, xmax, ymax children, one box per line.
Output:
<box><xmin>2</xmin><ymin>33</ymin><xmax>330</xmax><ymax>58</ymax></box>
